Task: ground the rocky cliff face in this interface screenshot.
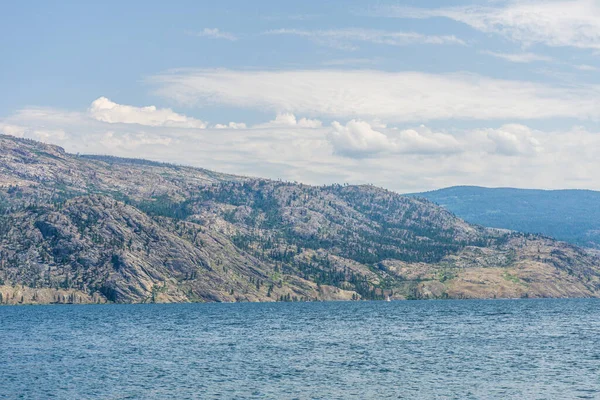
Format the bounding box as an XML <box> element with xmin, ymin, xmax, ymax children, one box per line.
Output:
<box><xmin>1</xmin><ymin>134</ymin><xmax>600</xmax><ymax>304</ymax></box>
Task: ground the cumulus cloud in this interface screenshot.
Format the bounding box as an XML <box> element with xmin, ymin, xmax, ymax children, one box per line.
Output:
<box><xmin>194</xmin><ymin>28</ymin><xmax>237</xmax><ymax>41</ymax></box>
<box><xmin>329</xmin><ymin>120</ymin><xmax>391</xmax><ymax>157</ymax></box>
<box><xmin>148</xmin><ymin>69</ymin><xmax>600</xmax><ymax>122</ymax></box>
<box><xmin>395</xmin><ymin>126</ymin><xmax>463</xmax><ymax>155</ymax></box>
<box><xmin>481</xmin><ymin>124</ymin><xmax>543</xmax><ymax>156</ymax></box>
<box><xmin>383</xmin><ymin>0</ymin><xmax>600</xmax><ymax>50</ymax></box>
<box><xmin>482</xmin><ymin>51</ymin><xmax>554</xmax><ymax>63</ymax></box>
<box><xmin>328</xmin><ymin>120</ymin><xmax>462</xmax><ymax>158</ymax></box>
<box><xmin>214</xmin><ymin>122</ymin><xmax>248</xmax><ymax>129</ymax></box>
<box><xmin>256</xmin><ymin>113</ymin><xmax>322</xmax><ymax>128</ymax></box>
<box><xmin>264</xmin><ymin>28</ymin><xmax>465</xmax><ymax>50</ymax></box>
<box><xmin>89</xmin><ymin>97</ymin><xmax>207</xmax><ymax>128</ymax></box>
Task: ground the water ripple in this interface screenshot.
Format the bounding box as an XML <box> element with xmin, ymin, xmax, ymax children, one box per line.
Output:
<box><xmin>1</xmin><ymin>299</ymin><xmax>599</xmax><ymax>399</ymax></box>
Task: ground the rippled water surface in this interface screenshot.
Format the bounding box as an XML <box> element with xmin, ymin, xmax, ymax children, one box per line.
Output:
<box><xmin>1</xmin><ymin>299</ymin><xmax>600</xmax><ymax>399</ymax></box>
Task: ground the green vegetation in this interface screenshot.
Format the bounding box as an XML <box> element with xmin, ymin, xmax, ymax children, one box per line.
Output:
<box><xmin>502</xmin><ymin>271</ymin><xmax>522</xmax><ymax>284</ymax></box>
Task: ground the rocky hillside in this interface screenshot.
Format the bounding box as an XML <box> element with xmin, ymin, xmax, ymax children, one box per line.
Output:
<box><xmin>1</xmin><ymin>134</ymin><xmax>600</xmax><ymax>304</ymax></box>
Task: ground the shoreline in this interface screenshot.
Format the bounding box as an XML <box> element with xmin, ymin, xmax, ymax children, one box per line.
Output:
<box><xmin>1</xmin><ymin>295</ymin><xmax>598</xmax><ymax>307</ymax></box>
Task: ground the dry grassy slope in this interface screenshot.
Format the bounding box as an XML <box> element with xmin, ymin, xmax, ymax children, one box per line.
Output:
<box><xmin>383</xmin><ymin>237</ymin><xmax>600</xmax><ymax>299</ymax></box>
<box><xmin>1</xmin><ymin>134</ymin><xmax>600</xmax><ymax>304</ymax></box>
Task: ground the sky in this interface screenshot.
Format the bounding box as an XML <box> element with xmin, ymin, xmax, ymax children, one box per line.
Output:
<box><xmin>1</xmin><ymin>0</ymin><xmax>600</xmax><ymax>193</ymax></box>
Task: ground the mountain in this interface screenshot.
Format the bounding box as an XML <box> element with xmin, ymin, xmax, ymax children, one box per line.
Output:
<box><xmin>1</xmin><ymin>135</ymin><xmax>600</xmax><ymax>304</ymax></box>
<box><xmin>409</xmin><ymin>186</ymin><xmax>600</xmax><ymax>250</ymax></box>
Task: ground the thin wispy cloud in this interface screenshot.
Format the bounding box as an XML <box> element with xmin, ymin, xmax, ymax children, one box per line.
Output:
<box><xmin>378</xmin><ymin>0</ymin><xmax>600</xmax><ymax>50</ymax></box>
<box><xmin>193</xmin><ymin>28</ymin><xmax>237</xmax><ymax>41</ymax></box>
<box><xmin>263</xmin><ymin>28</ymin><xmax>465</xmax><ymax>50</ymax></box>
<box><xmin>575</xmin><ymin>64</ymin><xmax>598</xmax><ymax>71</ymax></box>
<box><xmin>148</xmin><ymin>69</ymin><xmax>600</xmax><ymax>123</ymax></box>
<box><xmin>482</xmin><ymin>51</ymin><xmax>554</xmax><ymax>64</ymax></box>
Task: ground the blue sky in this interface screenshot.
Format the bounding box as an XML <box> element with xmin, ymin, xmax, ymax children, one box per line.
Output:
<box><xmin>1</xmin><ymin>0</ymin><xmax>600</xmax><ymax>192</ymax></box>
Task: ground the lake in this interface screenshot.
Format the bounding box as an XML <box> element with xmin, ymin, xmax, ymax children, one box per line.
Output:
<box><xmin>1</xmin><ymin>299</ymin><xmax>599</xmax><ymax>399</ymax></box>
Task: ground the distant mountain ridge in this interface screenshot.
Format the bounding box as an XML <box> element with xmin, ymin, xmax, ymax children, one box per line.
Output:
<box><xmin>408</xmin><ymin>186</ymin><xmax>600</xmax><ymax>249</ymax></box>
<box><xmin>1</xmin><ymin>135</ymin><xmax>600</xmax><ymax>304</ymax></box>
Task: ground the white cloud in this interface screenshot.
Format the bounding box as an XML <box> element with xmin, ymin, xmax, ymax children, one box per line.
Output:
<box><xmin>214</xmin><ymin>122</ymin><xmax>247</xmax><ymax>129</ymax></box>
<box><xmin>385</xmin><ymin>0</ymin><xmax>600</xmax><ymax>50</ymax></box>
<box><xmin>396</xmin><ymin>126</ymin><xmax>463</xmax><ymax>155</ymax></box>
<box><xmin>194</xmin><ymin>28</ymin><xmax>237</xmax><ymax>41</ymax></box>
<box><xmin>328</xmin><ymin>120</ymin><xmax>391</xmax><ymax>157</ymax></box>
<box><xmin>479</xmin><ymin>124</ymin><xmax>543</xmax><ymax>156</ymax></box>
<box><xmin>328</xmin><ymin>121</ymin><xmax>462</xmax><ymax>158</ymax></box>
<box><xmin>89</xmin><ymin>97</ymin><xmax>207</xmax><ymax>128</ymax></box>
<box><xmin>482</xmin><ymin>51</ymin><xmax>554</xmax><ymax>63</ymax></box>
<box><xmin>149</xmin><ymin>69</ymin><xmax>600</xmax><ymax>122</ymax></box>
<box><xmin>256</xmin><ymin>113</ymin><xmax>322</xmax><ymax>128</ymax></box>
<box><xmin>264</xmin><ymin>28</ymin><xmax>465</xmax><ymax>50</ymax></box>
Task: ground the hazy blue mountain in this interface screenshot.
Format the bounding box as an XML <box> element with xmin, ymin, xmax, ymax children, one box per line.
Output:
<box><xmin>409</xmin><ymin>186</ymin><xmax>600</xmax><ymax>249</ymax></box>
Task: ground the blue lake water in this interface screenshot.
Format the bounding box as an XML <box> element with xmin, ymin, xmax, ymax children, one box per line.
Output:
<box><xmin>1</xmin><ymin>299</ymin><xmax>600</xmax><ymax>399</ymax></box>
